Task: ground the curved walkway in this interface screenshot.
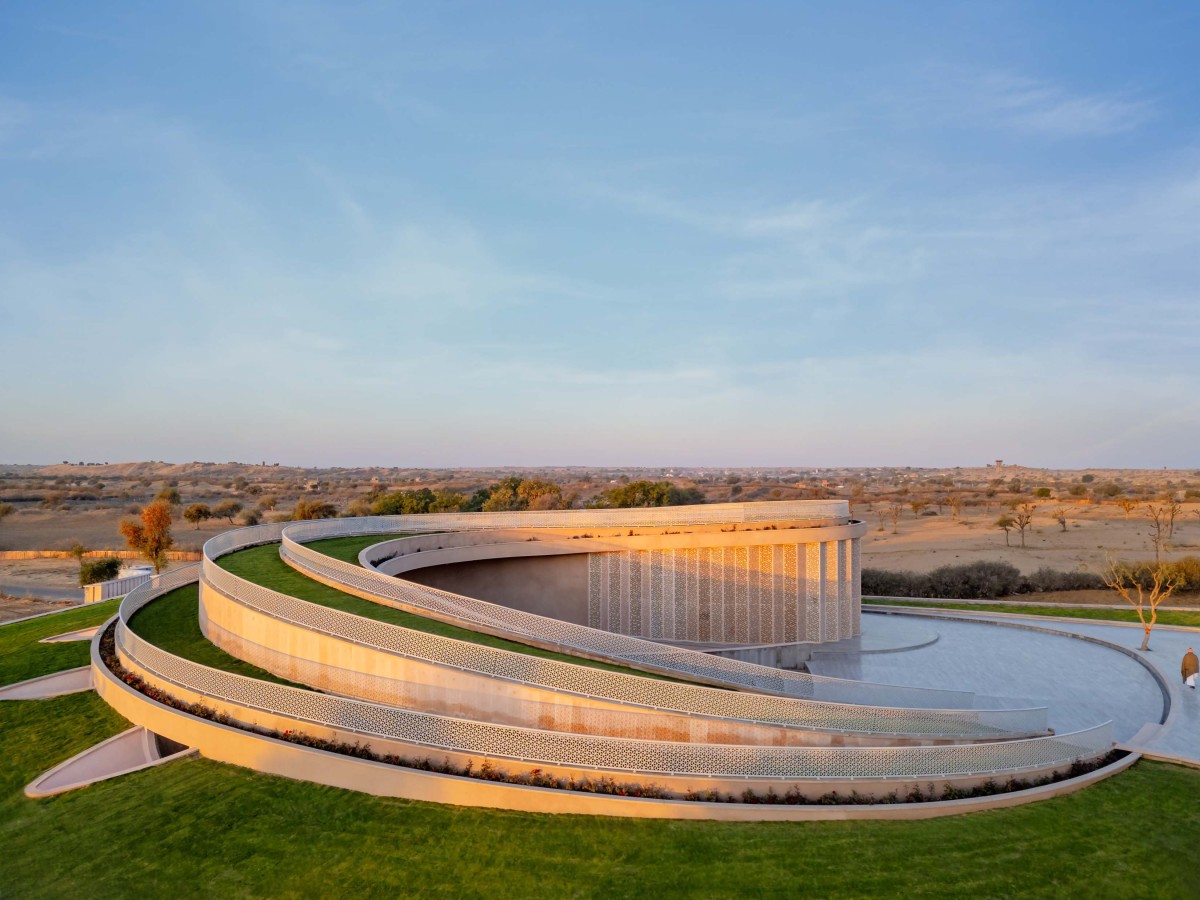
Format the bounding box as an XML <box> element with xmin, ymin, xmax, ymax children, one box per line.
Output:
<box><xmin>849</xmin><ymin>606</ymin><xmax>1193</xmax><ymax>765</ymax></box>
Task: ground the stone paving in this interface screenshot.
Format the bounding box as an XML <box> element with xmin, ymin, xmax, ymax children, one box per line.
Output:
<box><xmin>809</xmin><ymin>611</ymin><xmax>1171</xmax><ymax>747</ymax></box>
<box><xmin>962</xmin><ymin>612</ymin><xmax>1198</xmax><ymax>766</ymax></box>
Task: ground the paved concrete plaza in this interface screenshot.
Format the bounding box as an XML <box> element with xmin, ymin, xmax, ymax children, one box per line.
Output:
<box><xmin>809</xmin><ymin>611</ymin><xmax>1175</xmax><ymax>749</ymax></box>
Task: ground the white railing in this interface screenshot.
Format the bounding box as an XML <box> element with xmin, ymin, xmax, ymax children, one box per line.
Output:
<box><xmin>116</xmin><ymin>570</ymin><xmax>1113</xmax><ymax>782</ymax></box>
<box><xmin>84</xmin><ymin>573</ymin><xmax>154</xmax><ymax>604</ymax></box>
<box><xmin>198</xmin><ymin>516</ymin><xmax>1051</xmax><ymax>735</ymax></box>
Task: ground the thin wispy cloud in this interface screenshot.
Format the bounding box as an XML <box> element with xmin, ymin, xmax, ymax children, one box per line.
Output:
<box><xmin>892</xmin><ymin>66</ymin><xmax>1155</xmax><ymax>139</ymax></box>
<box><xmin>975</xmin><ymin>71</ymin><xmax>1153</xmax><ymax>137</ymax></box>
<box><xmin>0</xmin><ymin>2</ymin><xmax>1196</xmax><ymax>466</ymax></box>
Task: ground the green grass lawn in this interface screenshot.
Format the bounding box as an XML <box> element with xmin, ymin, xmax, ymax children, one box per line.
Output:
<box><xmin>0</xmin><ymin>600</ymin><xmax>119</xmax><ymax>687</ymax></box>
<box><xmin>865</xmin><ymin>599</ymin><xmax>1200</xmax><ymax>628</ymax></box>
<box><xmin>128</xmin><ymin>584</ymin><xmax>304</xmax><ymax>687</ymax></box>
<box><xmin>303</xmin><ymin>532</ymin><xmax>416</xmax><ymax>564</ymax></box>
<box><xmin>4</xmin><ymin>588</ymin><xmax>1200</xmax><ymax>895</ymax></box>
<box><xmin>220</xmin><ymin>541</ymin><xmax>680</xmax><ymax>680</ymax></box>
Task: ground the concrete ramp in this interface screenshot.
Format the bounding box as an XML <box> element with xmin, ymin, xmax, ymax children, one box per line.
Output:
<box><xmin>25</xmin><ymin>726</ymin><xmax>195</xmax><ymax>797</ymax></box>
<box><xmin>0</xmin><ymin>666</ymin><xmax>92</xmax><ymax>700</ymax></box>
<box><xmin>39</xmin><ymin>626</ymin><xmax>101</xmax><ymax>644</ymax></box>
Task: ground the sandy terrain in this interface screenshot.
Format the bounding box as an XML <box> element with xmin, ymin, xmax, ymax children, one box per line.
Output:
<box><xmin>1</xmin><ymin>462</ymin><xmax>1196</xmax><ymax>614</ymax></box>
<box><xmin>0</xmin><ymin>594</ymin><xmax>76</xmax><ymax>624</ymax></box>
<box><xmin>0</xmin><ymin>507</ymin><xmax>232</xmax><ymax>552</ymax></box>
<box><xmin>859</xmin><ymin>501</ymin><xmax>1200</xmax><ymax>574</ymax></box>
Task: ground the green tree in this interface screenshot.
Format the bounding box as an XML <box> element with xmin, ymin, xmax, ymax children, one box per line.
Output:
<box><xmin>119</xmin><ymin>500</ymin><xmax>175</xmax><ymax>573</ymax></box>
<box><xmin>517</xmin><ymin>480</ymin><xmax>563</xmax><ymax>510</ymax></box>
<box><xmin>155</xmin><ymin>486</ymin><xmax>182</xmax><ymax>506</ymax></box>
<box><xmin>183</xmin><ymin>503</ymin><xmax>212</xmax><ymax>529</ymax></box>
<box><xmin>213</xmin><ymin>500</ymin><xmax>243</xmax><ymax>524</ymax></box>
<box><xmin>429</xmin><ymin>490</ymin><xmax>467</xmax><ymax>512</ymax></box>
<box><xmin>481</xmin><ymin>477</ymin><xmax>525</xmax><ymax>512</ymax></box>
<box><xmin>373</xmin><ymin>489</ymin><xmax>436</xmax><ymax>515</ymax></box>
<box><xmin>589</xmin><ymin>480</ymin><xmax>704</xmax><ymax>509</ymax></box>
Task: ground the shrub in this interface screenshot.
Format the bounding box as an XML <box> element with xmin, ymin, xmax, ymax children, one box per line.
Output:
<box><xmin>79</xmin><ymin>557</ymin><xmax>122</xmax><ymax>586</ymax></box>
<box><xmin>864</xmin><ymin>561</ymin><xmax>1104</xmax><ymax>599</ymax></box>
<box><xmin>1021</xmin><ymin>568</ymin><xmax>1106</xmax><ymax>592</ymax></box>
<box><xmin>294</xmin><ymin>499</ymin><xmax>338</xmax><ymax>520</ymax></box>
<box><xmin>925</xmin><ymin>562</ymin><xmax>1023</xmax><ymax>599</ymax></box>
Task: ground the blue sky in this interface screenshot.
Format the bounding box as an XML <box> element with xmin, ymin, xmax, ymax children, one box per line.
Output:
<box><xmin>1</xmin><ymin>2</ymin><xmax>1198</xmax><ymax>468</ymax></box>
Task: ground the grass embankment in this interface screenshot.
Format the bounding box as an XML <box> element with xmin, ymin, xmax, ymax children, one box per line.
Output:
<box><xmin>866</xmin><ymin>599</ymin><xmax>1200</xmax><ymax>628</ymax></box>
<box><xmin>220</xmin><ymin>539</ymin><xmax>678</xmax><ymax>680</ymax></box>
<box><xmin>127</xmin><ymin>584</ymin><xmax>302</xmax><ymax>687</ymax></box>
<box><xmin>0</xmin><ymin>600</ymin><xmax>119</xmax><ymax>687</ymax></box>
<box><xmin>4</xmin><ymin>577</ymin><xmax>1200</xmax><ymax>895</ymax></box>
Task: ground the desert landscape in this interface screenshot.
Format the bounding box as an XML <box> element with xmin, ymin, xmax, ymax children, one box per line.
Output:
<box><xmin>3</xmin><ymin>460</ymin><xmax>1197</xmax><ymax>616</ymax></box>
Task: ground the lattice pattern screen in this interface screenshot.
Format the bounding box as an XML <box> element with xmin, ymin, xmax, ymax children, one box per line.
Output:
<box><xmin>586</xmin><ymin>541</ymin><xmax>859</xmax><ymax>644</ymax></box>
<box><xmin>201</xmin><ymin>518</ymin><xmax>1053</xmax><ymax>735</ymax></box>
<box><xmin>274</xmin><ymin>535</ymin><xmax>980</xmax><ymax>712</ymax></box>
<box><xmin>116</xmin><ymin>570</ymin><xmax>1113</xmax><ymax>782</ymax></box>
<box><xmin>199</xmin><ymin>565</ymin><xmax>1044</xmax><ymax>737</ymax></box>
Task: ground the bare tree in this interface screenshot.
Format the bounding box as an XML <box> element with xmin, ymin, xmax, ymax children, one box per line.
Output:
<box><xmin>1164</xmin><ymin>498</ymin><xmax>1182</xmax><ymax>539</ymax></box>
<box><xmin>1103</xmin><ymin>559</ymin><xmax>1185</xmax><ymax>651</ymax></box>
<box><xmin>1049</xmin><ymin>507</ymin><xmax>1068</xmax><ymax>532</ymax></box>
<box><xmin>1144</xmin><ymin>502</ymin><xmax>1179</xmax><ymax>563</ymax></box>
<box><xmin>995</xmin><ymin>514</ymin><xmax>1015</xmax><ymax>546</ymax></box>
<box><xmin>887</xmin><ymin>503</ymin><xmax>903</xmax><ymax>534</ymax></box>
<box><xmin>947</xmin><ymin>493</ymin><xmax>964</xmax><ymax>521</ymax></box>
<box><xmin>1012</xmin><ymin>502</ymin><xmax>1037</xmax><ymax>548</ymax></box>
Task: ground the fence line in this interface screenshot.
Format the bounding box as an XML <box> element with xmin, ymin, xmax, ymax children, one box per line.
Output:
<box><xmin>0</xmin><ymin>549</ymin><xmax>202</xmax><ymax>561</ymax></box>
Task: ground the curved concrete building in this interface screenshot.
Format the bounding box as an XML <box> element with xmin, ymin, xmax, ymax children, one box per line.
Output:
<box><xmin>71</xmin><ymin>501</ymin><xmax>1125</xmax><ymax>819</ymax></box>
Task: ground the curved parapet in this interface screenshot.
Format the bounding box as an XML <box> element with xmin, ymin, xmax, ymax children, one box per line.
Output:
<box><xmin>201</xmin><ymin>515</ymin><xmax>1057</xmax><ymax>734</ymax></box>
<box><xmin>107</xmin><ymin>569</ymin><xmax>1111</xmax><ymax>799</ymax></box>
<box><xmin>90</xmin><ymin>629</ymin><xmax>1135</xmax><ymax>821</ymax></box>
<box><xmin>80</xmin><ymin>504</ymin><xmax>1127</xmax><ymax>817</ymax></box>
<box><xmin>198</xmin><ymin>559</ymin><xmax>1047</xmax><ymax>739</ymax></box>
<box><xmin>215</xmin><ymin>518</ymin><xmax>985</xmax><ymax>710</ymax></box>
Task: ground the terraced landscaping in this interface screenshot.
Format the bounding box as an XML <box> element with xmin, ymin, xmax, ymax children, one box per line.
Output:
<box><xmin>3</xmin><ymin>608</ymin><xmax>1199</xmax><ymax>896</ymax></box>
<box><xmin>217</xmin><ymin>539</ymin><xmax>682</xmax><ymax>680</ymax></box>
<box><xmin>128</xmin><ymin>584</ymin><xmax>303</xmax><ymax>687</ymax></box>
